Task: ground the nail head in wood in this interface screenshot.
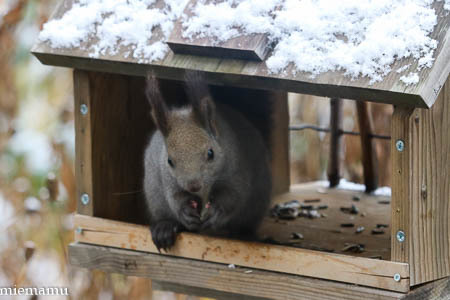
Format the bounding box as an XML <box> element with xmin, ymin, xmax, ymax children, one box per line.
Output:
<box><xmin>80</xmin><ymin>104</ymin><xmax>88</xmax><ymax>115</ymax></box>
<box><xmin>80</xmin><ymin>193</ymin><xmax>90</xmax><ymax>205</ymax></box>
<box><xmin>396</xmin><ymin>230</ymin><xmax>405</xmax><ymax>243</ymax></box>
<box><xmin>393</xmin><ymin>273</ymin><xmax>401</xmax><ymax>282</ymax></box>
<box><xmin>75</xmin><ymin>227</ymin><xmax>83</xmax><ymax>234</ymax></box>
<box><xmin>395</xmin><ymin>140</ymin><xmax>405</xmax><ymax>152</ymax></box>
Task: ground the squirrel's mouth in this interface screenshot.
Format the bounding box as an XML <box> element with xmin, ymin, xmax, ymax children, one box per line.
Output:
<box><xmin>188</xmin><ymin>197</ymin><xmax>211</xmax><ymax>220</ymax></box>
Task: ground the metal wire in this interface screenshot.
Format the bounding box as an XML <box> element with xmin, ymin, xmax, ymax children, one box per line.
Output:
<box><xmin>289</xmin><ymin>124</ymin><xmax>391</xmax><ymax>140</ymax></box>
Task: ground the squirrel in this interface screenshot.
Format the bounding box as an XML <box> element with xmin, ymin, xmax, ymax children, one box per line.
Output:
<box><xmin>143</xmin><ymin>71</ymin><xmax>271</xmax><ymax>251</ymax></box>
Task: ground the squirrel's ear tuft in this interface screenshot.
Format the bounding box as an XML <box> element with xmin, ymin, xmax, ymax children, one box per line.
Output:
<box><xmin>184</xmin><ymin>71</ymin><xmax>217</xmax><ymax>137</ymax></box>
<box><xmin>146</xmin><ymin>73</ymin><xmax>170</xmax><ymax>136</ymax></box>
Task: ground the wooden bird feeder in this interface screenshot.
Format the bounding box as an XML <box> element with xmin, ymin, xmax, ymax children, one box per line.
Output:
<box><xmin>33</xmin><ymin>0</ymin><xmax>450</xmax><ymax>299</ymax></box>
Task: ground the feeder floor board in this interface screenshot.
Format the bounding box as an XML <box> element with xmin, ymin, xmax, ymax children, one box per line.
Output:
<box><xmin>73</xmin><ymin>181</ymin><xmax>409</xmax><ymax>292</ymax></box>
<box><xmin>260</xmin><ymin>182</ymin><xmax>391</xmax><ymax>260</ymax></box>
<box><xmin>69</xmin><ymin>243</ymin><xmax>450</xmax><ymax>300</ymax></box>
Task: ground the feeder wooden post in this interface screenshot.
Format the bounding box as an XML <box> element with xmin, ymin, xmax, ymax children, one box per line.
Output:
<box><xmin>328</xmin><ymin>98</ymin><xmax>343</xmax><ymax>187</ymax></box>
<box><xmin>391</xmin><ymin>77</ymin><xmax>450</xmax><ymax>286</ymax></box>
<box><xmin>356</xmin><ymin>101</ymin><xmax>379</xmax><ymax>193</ymax></box>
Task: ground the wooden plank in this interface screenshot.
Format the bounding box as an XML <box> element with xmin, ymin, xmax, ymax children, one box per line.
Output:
<box><xmin>87</xmin><ymin>71</ymin><xmax>154</xmax><ymax>223</ymax></box>
<box><xmin>74</xmin><ymin>70</ymin><xmax>93</xmax><ymax>216</ymax></box>
<box><xmin>167</xmin><ymin>0</ymin><xmax>270</xmax><ymax>61</ymax></box>
<box><xmin>69</xmin><ymin>243</ymin><xmax>407</xmax><ymax>300</ymax></box>
<box><xmin>263</xmin><ymin>183</ymin><xmax>392</xmax><ymax>260</ymax></box>
<box><xmin>270</xmin><ymin>92</ymin><xmax>290</xmax><ymax>195</ymax></box>
<box><xmin>391</xmin><ymin>77</ymin><xmax>450</xmax><ymax>285</ymax></box>
<box><xmin>32</xmin><ymin>1</ymin><xmax>450</xmax><ymax>108</ymax></box>
<box><xmin>327</xmin><ymin>98</ymin><xmax>344</xmax><ymax>187</ymax></box>
<box><xmin>404</xmin><ymin>277</ymin><xmax>450</xmax><ymax>300</ymax></box>
<box><xmin>153</xmin><ymin>281</ymin><xmax>268</xmax><ymax>300</ymax></box>
<box><xmin>73</xmin><ymin>214</ymin><xmax>409</xmax><ymax>292</ymax></box>
<box><xmin>356</xmin><ymin>101</ymin><xmax>379</xmax><ymax>193</ymax></box>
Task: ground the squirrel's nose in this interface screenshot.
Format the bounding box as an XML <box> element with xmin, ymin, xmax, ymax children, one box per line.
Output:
<box><xmin>187</xmin><ymin>181</ymin><xmax>202</xmax><ymax>193</ymax></box>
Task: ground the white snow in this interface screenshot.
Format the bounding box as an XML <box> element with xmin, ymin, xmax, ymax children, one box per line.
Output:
<box><xmin>316</xmin><ymin>179</ymin><xmax>391</xmax><ymax>197</ymax></box>
<box><xmin>400</xmin><ymin>72</ymin><xmax>420</xmax><ymax>85</ymax></box>
<box><xmin>39</xmin><ymin>0</ymin><xmax>448</xmax><ymax>85</ymax></box>
<box><xmin>39</xmin><ymin>0</ymin><xmax>189</xmax><ymax>63</ymax></box>
<box><xmin>184</xmin><ymin>0</ymin><xmax>441</xmax><ymax>84</ymax></box>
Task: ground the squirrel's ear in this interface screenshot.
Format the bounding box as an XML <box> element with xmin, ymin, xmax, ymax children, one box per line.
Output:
<box><xmin>146</xmin><ymin>73</ymin><xmax>170</xmax><ymax>136</ymax></box>
<box><xmin>184</xmin><ymin>71</ymin><xmax>218</xmax><ymax>137</ymax></box>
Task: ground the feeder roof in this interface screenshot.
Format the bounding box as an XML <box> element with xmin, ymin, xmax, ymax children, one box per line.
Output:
<box><xmin>32</xmin><ymin>0</ymin><xmax>450</xmax><ymax>108</ymax></box>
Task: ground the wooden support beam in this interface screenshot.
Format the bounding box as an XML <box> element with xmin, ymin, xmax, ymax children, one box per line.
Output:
<box><xmin>356</xmin><ymin>101</ymin><xmax>379</xmax><ymax>193</ymax></box>
<box><xmin>327</xmin><ymin>98</ymin><xmax>344</xmax><ymax>187</ymax></box>
<box><xmin>74</xmin><ymin>70</ymin><xmax>93</xmax><ymax>216</ymax></box>
<box><xmin>391</xmin><ymin>77</ymin><xmax>450</xmax><ymax>285</ymax></box>
<box><xmin>270</xmin><ymin>92</ymin><xmax>290</xmax><ymax>195</ymax></box>
<box><xmin>69</xmin><ymin>243</ymin><xmax>408</xmax><ymax>299</ymax></box>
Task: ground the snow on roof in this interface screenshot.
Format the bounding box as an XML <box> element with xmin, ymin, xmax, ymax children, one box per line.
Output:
<box><xmin>39</xmin><ymin>0</ymin><xmax>449</xmax><ymax>85</ymax></box>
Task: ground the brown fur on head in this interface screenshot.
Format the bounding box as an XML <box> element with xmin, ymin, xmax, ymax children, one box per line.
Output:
<box><xmin>145</xmin><ymin>72</ymin><xmax>225</xmax><ymax>201</ymax></box>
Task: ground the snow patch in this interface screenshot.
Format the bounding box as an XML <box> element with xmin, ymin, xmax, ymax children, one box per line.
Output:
<box><xmin>400</xmin><ymin>72</ymin><xmax>420</xmax><ymax>85</ymax></box>
<box><xmin>39</xmin><ymin>0</ymin><xmax>189</xmax><ymax>63</ymax></box>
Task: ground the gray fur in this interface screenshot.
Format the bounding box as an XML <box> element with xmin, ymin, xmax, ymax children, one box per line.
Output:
<box><xmin>143</xmin><ymin>75</ymin><xmax>271</xmax><ymax>251</ymax></box>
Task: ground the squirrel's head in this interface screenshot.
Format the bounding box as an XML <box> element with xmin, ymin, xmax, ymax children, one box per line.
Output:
<box><xmin>145</xmin><ymin>71</ymin><xmax>224</xmax><ymax>199</ymax></box>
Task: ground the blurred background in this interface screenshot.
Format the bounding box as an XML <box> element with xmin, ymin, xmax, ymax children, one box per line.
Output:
<box><xmin>0</xmin><ymin>0</ymin><xmax>392</xmax><ymax>299</ymax></box>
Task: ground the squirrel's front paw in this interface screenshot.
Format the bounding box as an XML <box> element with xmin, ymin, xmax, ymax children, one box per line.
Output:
<box><xmin>150</xmin><ymin>220</ymin><xmax>181</xmax><ymax>252</ymax></box>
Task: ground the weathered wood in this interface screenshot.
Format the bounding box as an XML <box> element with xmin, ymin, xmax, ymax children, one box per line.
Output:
<box><xmin>403</xmin><ymin>278</ymin><xmax>450</xmax><ymax>300</ymax></box>
<box><xmin>356</xmin><ymin>101</ymin><xmax>379</xmax><ymax>193</ymax></box>
<box><xmin>32</xmin><ymin>1</ymin><xmax>450</xmax><ymax>108</ymax></box>
<box><xmin>74</xmin><ymin>70</ymin><xmax>93</xmax><ymax>216</ymax></box>
<box><xmin>391</xmin><ymin>77</ymin><xmax>450</xmax><ymax>285</ymax></box>
<box><xmin>69</xmin><ymin>243</ymin><xmax>408</xmax><ymax>299</ymax></box>
<box><xmin>153</xmin><ymin>281</ymin><xmax>268</xmax><ymax>300</ymax></box>
<box><xmin>262</xmin><ymin>182</ymin><xmax>392</xmax><ymax>260</ymax></box>
<box><xmin>87</xmin><ymin>72</ymin><xmax>154</xmax><ymax>223</ymax></box>
<box><xmin>73</xmin><ymin>212</ymin><xmax>409</xmax><ymax>292</ymax></box>
<box><xmin>167</xmin><ymin>0</ymin><xmax>270</xmax><ymax>61</ymax></box>
<box><xmin>327</xmin><ymin>98</ymin><xmax>343</xmax><ymax>187</ymax></box>
<box><xmin>270</xmin><ymin>92</ymin><xmax>290</xmax><ymax>194</ymax></box>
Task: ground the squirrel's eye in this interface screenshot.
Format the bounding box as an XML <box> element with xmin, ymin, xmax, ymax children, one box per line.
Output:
<box><xmin>207</xmin><ymin>149</ymin><xmax>214</xmax><ymax>160</ymax></box>
<box><xmin>168</xmin><ymin>158</ymin><xmax>174</xmax><ymax>167</ymax></box>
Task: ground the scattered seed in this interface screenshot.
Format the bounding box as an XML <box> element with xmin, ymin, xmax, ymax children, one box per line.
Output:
<box><xmin>308</xmin><ymin>210</ymin><xmax>321</xmax><ymax>219</ymax></box>
<box><xmin>378</xmin><ymin>200</ymin><xmax>391</xmax><ymax>205</ymax></box>
<box><xmin>355</xmin><ymin>226</ymin><xmax>365</xmax><ymax>234</ymax></box>
<box><xmin>291</xmin><ymin>232</ymin><xmax>304</xmax><ymax>240</ymax></box>
<box><xmin>300</xmin><ymin>204</ymin><xmax>313</xmax><ymax>210</ymax></box>
<box><xmin>342</xmin><ymin>243</ymin><xmax>365</xmax><ymax>253</ymax></box>
<box><xmin>360</xmin><ymin>212</ymin><xmax>367</xmax><ymax>217</ymax></box>
<box><xmin>317</xmin><ymin>205</ymin><xmax>328</xmax><ymax>210</ymax></box>
<box><xmin>308</xmin><ymin>245</ymin><xmax>335</xmax><ymax>252</ymax></box>
<box><xmin>244</xmin><ymin>270</ymin><xmax>253</xmax><ymax>274</ymax></box>
<box><xmin>340</xmin><ymin>204</ymin><xmax>359</xmax><ymax>214</ymax></box>
<box><xmin>369</xmin><ymin>255</ymin><xmax>383</xmax><ymax>260</ymax></box>
<box><xmin>278</xmin><ymin>207</ymin><xmax>299</xmax><ymax>220</ymax></box>
<box><xmin>371</xmin><ymin>229</ymin><xmax>385</xmax><ymax>235</ymax></box>
<box><xmin>376</xmin><ymin>224</ymin><xmax>389</xmax><ymax>228</ymax></box>
<box><xmin>341</xmin><ymin>223</ymin><xmax>355</xmax><ymax>228</ymax></box>
<box><xmin>352</xmin><ymin>195</ymin><xmax>361</xmax><ymax>201</ymax></box>
<box><xmin>304</xmin><ymin>198</ymin><xmax>321</xmax><ymax>203</ymax></box>
<box><xmin>321</xmin><ymin>213</ymin><xmax>328</xmax><ymax>218</ymax></box>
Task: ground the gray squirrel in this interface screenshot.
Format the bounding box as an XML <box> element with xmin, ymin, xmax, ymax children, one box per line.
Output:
<box><xmin>143</xmin><ymin>71</ymin><xmax>271</xmax><ymax>251</ymax></box>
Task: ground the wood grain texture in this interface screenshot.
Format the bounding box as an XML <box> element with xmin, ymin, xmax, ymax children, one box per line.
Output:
<box><xmin>270</xmin><ymin>92</ymin><xmax>290</xmax><ymax>195</ymax></box>
<box><xmin>73</xmin><ymin>212</ymin><xmax>409</xmax><ymax>292</ymax></box>
<box><xmin>391</xmin><ymin>77</ymin><xmax>450</xmax><ymax>285</ymax></box>
<box><xmin>69</xmin><ymin>243</ymin><xmax>408</xmax><ymax>300</ymax></box>
<box><xmin>403</xmin><ymin>277</ymin><xmax>450</xmax><ymax>300</ymax></box>
<box><xmin>167</xmin><ymin>0</ymin><xmax>270</xmax><ymax>61</ymax></box>
<box><xmin>327</xmin><ymin>98</ymin><xmax>343</xmax><ymax>187</ymax></box>
<box><xmin>356</xmin><ymin>101</ymin><xmax>379</xmax><ymax>193</ymax></box>
<box><xmin>32</xmin><ymin>1</ymin><xmax>450</xmax><ymax>108</ymax></box>
<box><xmin>74</xmin><ymin>70</ymin><xmax>93</xmax><ymax>216</ymax></box>
<box><xmin>87</xmin><ymin>72</ymin><xmax>154</xmax><ymax>223</ymax></box>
